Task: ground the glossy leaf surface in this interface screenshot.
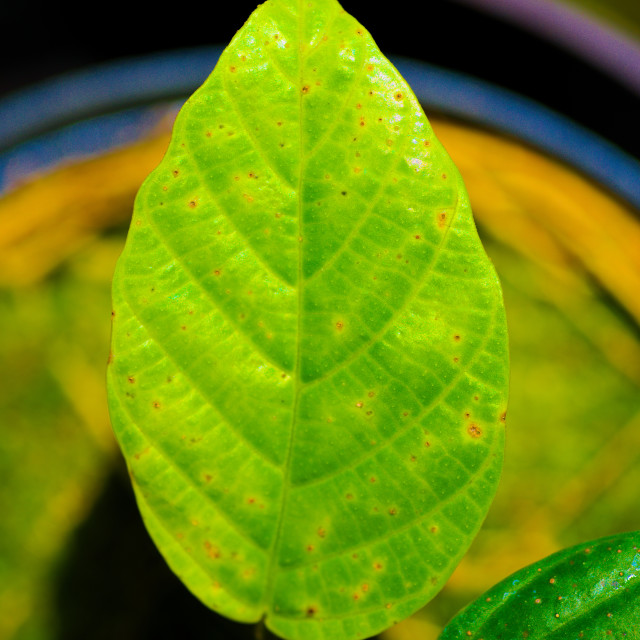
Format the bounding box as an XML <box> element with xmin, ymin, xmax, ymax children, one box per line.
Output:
<box><xmin>106</xmin><ymin>0</ymin><xmax>509</xmax><ymax>638</ymax></box>
<box><xmin>440</xmin><ymin>531</ymin><xmax>640</xmax><ymax>639</ymax></box>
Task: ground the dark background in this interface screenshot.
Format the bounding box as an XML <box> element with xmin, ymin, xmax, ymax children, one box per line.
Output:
<box><xmin>2</xmin><ymin>0</ymin><xmax>639</xmax><ymax>157</ymax></box>
<box><xmin>2</xmin><ymin>2</ymin><xmax>638</xmax><ymax>639</ymax></box>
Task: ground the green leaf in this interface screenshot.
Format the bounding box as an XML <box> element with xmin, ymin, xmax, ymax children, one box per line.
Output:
<box><xmin>439</xmin><ymin>531</ymin><xmax>640</xmax><ymax>639</ymax></box>
<box><xmin>106</xmin><ymin>0</ymin><xmax>509</xmax><ymax>638</ymax></box>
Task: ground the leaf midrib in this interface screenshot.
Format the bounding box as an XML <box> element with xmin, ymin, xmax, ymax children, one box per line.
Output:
<box><xmin>263</xmin><ymin>0</ymin><xmax>308</xmax><ymax>613</ymax></box>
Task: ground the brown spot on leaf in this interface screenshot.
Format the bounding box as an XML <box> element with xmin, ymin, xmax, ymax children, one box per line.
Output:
<box><xmin>301</xmin><ymin>85</ymin><xmax>310</xmax><ymax>94</ymax></box>
<box><xmin>128</xmin><ymin>376</ymin><xmax>135</xmax><ymax>384</ymax></box>
<box><xmin>468</xmin><ymin>423</ymin><xmax>482</xmax><ymax>438</ymax></box>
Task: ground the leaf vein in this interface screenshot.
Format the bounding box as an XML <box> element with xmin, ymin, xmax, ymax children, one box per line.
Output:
<box><xmin>304</xmin><ymin>139</ymin><xmax>414</xmax><ymax>284</ymax></box>
<box><xmin>178</xmin><ymin>149</ymin><xmax>295</xmax><ymax>288</ymax></box>
<box><xmin>293</xmin><ymin>302</ymin><xmax>500</xmax><ymax>490</ymax></box>
<box><xmin>222</xmin><ymin>70</ymin><xmax>297</xmax><ymax>190</ymax></box>
<box><xmin>111</xmin><ymin>382</ymin><xmax>268</xmax><ymax>552</ymax></box>
<box><xmin>303</xmin><ymin>188</ymin><xmax>462</xmax><ymax>387</ymax></box>
<box><xmin>134</xmin><ymin>488</ymin><xmax>260</xmax><ymax>610</ymax></box>
<box><xmin>280</xmin><ymin>445</ymin><xmax>497</xmax><ymax>575</ymax></box>
<box><xmin>140</xmin><ymin>202</ymin><xmax>289</xmax><ymax>373</ymax></box>
<box><xmin>120</xmin><ymin>295</ymin><xmax>281</xmax><ymax>470</ymax></box>
<box><xmin>304</xmin><ymin>42</ymin><xmax>368</xmax><ymax>159</ymax></box>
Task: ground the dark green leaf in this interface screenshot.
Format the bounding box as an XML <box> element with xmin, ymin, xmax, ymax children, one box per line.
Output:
<box><xmin>440</xmin><ymin>531</ymin><xmax>640</xmax><ymax>639</ymax></box>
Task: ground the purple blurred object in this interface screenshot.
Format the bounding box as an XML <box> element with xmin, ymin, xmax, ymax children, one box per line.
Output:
<box><xmin>451</xmin><ymin>0</ymin><xmax>640</xmax><ymax>96</ymax></box>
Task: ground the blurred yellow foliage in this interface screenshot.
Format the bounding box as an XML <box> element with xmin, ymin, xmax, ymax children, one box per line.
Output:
<box><xmin>0</xmin><ymin>133</ymin><xmax>170</xmax><ymax>287</ymax></box>
<box><xmin>0</xmin><ymin>112</ymin><xmax>638</xmax><ymax>640</ymax></box>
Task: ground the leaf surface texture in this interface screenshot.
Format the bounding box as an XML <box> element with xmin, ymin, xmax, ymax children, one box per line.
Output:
<box><xmin>106</xmin><ymin>0</ymin><xmax>509</xmax><ymax>638</ymax></box>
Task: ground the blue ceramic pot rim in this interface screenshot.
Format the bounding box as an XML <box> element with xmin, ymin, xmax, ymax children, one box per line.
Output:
<box><xmin>0</xmin><ymin>46</ymin><xmax>638</xmax><ymax>209</ymax></box>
